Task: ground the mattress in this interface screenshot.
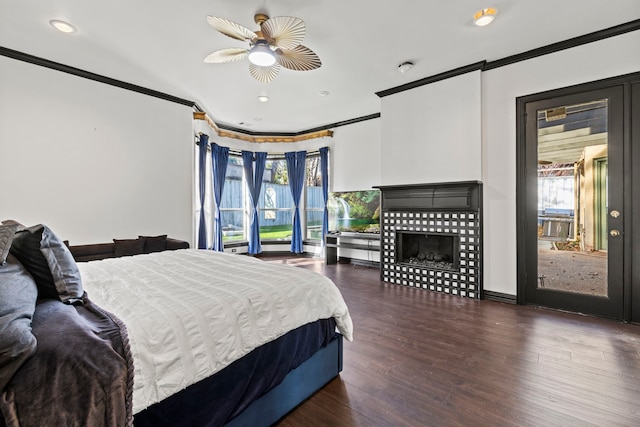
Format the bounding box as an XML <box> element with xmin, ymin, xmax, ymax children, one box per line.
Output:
<box><xmin>78</xmin><ymin>249</ymin><xmax>353</xmax><ymax>414</ymax></box>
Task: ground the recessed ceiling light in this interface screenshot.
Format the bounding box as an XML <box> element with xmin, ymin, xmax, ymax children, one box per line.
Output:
<box><xmin>50</xmin><ymin>19</ymin><xmax>77</xmax><ymax>33</ymax></box>
<box><xmin>257</xmin><ymin>95</ymin><xmax>270</xmax><ymax>102</ymax></box>
<box><xmin>398</xmin><ymin>61</ymin><xmax>414</xmax><ymax>73</ymax></box>
<box><xmin>474</xmin><ymin>8</ymin><xmax>497</xmax><ymax>26</ymax></box>
<box><xmin>317</xmin><ymin>91</ymin><xmax>330</xmax><ymax>97</ymax></box>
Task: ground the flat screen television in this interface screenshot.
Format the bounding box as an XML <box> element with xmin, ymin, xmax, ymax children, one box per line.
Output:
<box><xmin>328</xmin><ymin>190</ymin><xmax>380</xmax><ymax>233</ymax></box>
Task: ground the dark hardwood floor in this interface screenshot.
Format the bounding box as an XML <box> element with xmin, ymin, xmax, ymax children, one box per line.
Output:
<box><xmin>260</xmin><ymin>256</ymin><xmax>640</xmax><ymax>427</ymax></box>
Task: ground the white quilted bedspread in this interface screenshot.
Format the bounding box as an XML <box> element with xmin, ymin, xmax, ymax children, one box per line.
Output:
<box><xmin>78</xmin><ymin>249</ymin><xmax>353</xmax><ymax>414</ymax></box>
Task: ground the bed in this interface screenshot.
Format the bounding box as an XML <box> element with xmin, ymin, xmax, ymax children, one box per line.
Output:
<box><xmin>0</xmin><ymin>224</ymin><xmax>353</xmax><ymax>427</ymax></box>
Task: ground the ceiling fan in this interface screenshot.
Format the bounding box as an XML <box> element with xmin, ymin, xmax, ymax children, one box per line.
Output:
<box><xmin>204</xmin><ymin>13</ymin><xmax>322</xmax><ymax>83</ymax></box>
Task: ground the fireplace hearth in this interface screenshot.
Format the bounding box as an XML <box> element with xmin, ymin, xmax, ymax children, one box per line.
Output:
<box><xmin>375</xmin><ymin>182</ymin><xmax>482</xmax><ymax>299</ymax></box>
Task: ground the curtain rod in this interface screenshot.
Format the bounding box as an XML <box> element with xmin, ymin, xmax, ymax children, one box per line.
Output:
<box><xmin>227</xmin><ymin>149</ymin><xmax>321</xmax><ymax>157</ymax></box>
<box><xmin>195</xmin><ymin>133</ymin><xmax>323</xmax><ymax>156</ymax></box>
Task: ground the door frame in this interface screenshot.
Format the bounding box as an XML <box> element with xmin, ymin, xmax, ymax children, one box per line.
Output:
<box><xmin>516</xmin><ymin>72</ymin><xmax>639</xmax><ymax>322</ymax></box>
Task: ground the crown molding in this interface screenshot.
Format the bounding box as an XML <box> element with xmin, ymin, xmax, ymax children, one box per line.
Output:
<box><xmin>194</xmin><ymin>112</ymin><xmax>333</xmax><ymax>143</ymax></box>
<box><xmin>0</xmin><ymin>45</ymin><xmax>372</xmax><ymax>140</ymax></box>
<box><xmin>375</xmin><ymin>61</ymin><xmax>486</xmax><ymax>98</ymax></box>
<box><xmin>484</xmin><ymin>18</ymin><xmax>640</xmax><ymax>70</ymax></box>
<box><xmin>5</xmin><ymin>18</ymin><xmax>638</xmax><ymax>138</ymax></box>
<box><xmin>0</xmin><ymin>46</ymin><xmax>194</xmax><ymax>107</ymax></box>
<box><xmin>301</xmin><ymin>113</ymin><xmax>381</xmax><ymax>134</ymax></box>
<box><xmin>376</xmin><ymin>18</ymin><xmax>640</xmax><ymax>97</ymax></box>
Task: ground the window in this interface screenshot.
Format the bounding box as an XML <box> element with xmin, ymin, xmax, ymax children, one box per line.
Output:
<box><xmin>220</xmin><ymin>154</ymin><xmax>245</xmax><ymax>242</ymax></box>
<box><xmin>305</xmin><ymin>153</ymin><xmax>324</xmax><ymax>240</ymax></box>
<box><xmin>258</xmin><ymin>159</ymin><xmax>293</xmax><ymax>240</ymax></box>
<box><xmin>538</xmin><ymin>163</ymin><xmax>575</xmax><ymax>211</ymax></box>
<box><xmin>211</xmin><ymin>150</ymin><xmax>328</xmax><ymax>246</ymax></box>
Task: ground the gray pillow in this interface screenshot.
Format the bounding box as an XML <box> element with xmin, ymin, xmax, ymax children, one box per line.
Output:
<box><xmin>9</xmin><ymin>224</ymin><xmax>84</xmax><ymax>304</ymax></box>
<box><xmin>0</xmin><ymin>224</ymin><xmax>19</xmax><ymax>265</ymax></box>
<box><xmin>0</xmin><ymin>254</ymin><xmax>38</xmax><ymax>392</ymax></box>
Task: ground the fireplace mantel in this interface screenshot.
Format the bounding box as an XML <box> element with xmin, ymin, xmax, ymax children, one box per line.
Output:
<box><xmin>375</xmin><ymin>181</ymin><xmax>483</xmax><ymax>299</ymax></box>
<box><xmin>374</xmin><ymin>181</ymin><xmax>482</xmax><ymax>211</ymax></box>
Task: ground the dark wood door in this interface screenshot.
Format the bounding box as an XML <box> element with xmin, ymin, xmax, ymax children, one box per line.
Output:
<box><xmin>631</xmin><ymin>80</ymin><xmax>640</xmax><ymax>323</ymax></box>
<box><xmin>519</xmin><ymin>85</ymin><xmax>625</xmax><ymax>319</ymax></box>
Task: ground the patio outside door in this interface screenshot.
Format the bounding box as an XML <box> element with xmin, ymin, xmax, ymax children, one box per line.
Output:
<box><xmin>520</xmin><ymin>86</ymin><xmax>624</xmax><ymax>319</ymax></box>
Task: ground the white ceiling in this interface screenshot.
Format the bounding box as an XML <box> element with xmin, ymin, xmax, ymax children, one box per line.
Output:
<box><xmin>2</xmin><ymin>1</ymin><xmax>639</xmax><ymax>133</ymax></box>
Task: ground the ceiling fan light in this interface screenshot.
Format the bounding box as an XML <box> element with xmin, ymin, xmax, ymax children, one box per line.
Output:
<box><xmin>248</xmin><ymin>40</ymin><xmax>276</xmax><ymax>67</ymax></box>
<box><xmin>474</xmin><ymin>8</ymin><xmax>497</xmax><ymax>26</ymax></box>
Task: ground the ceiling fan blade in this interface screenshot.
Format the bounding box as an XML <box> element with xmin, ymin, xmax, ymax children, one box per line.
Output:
<box><xmin>260</xmin><ymin>16</ymin><xmax>306</xmax><ymax>50</ymax></box>
<box><xmin>204</xmin><ymin>48</ymin><xmax>249</xmax><ymax>63</ymax></box>
<box><xmin>206</xmin><ymin>16</ymin><xmax>258</xmax><ymax>43</ymax></box>
<box><xmin>275</xmin><ymin>45</ymin><xmax>321</xmax><ymax>71</ymax></box>
<box><xmin>249</xmin><ymin>63</ymin><xmax>281</xmax><ymax>83</ymax></box>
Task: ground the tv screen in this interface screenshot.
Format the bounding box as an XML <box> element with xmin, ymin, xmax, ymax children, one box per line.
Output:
<box><xmin>328</xmin><ymin>190</ymin><xmax>380</xmax><ymax>233</ymax></box>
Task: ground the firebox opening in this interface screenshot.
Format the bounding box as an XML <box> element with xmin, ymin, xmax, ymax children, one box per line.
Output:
<box><xmin>396</xmin><ymin>231</ymin><xmax>459</xmax><ymax>271</ymax></box>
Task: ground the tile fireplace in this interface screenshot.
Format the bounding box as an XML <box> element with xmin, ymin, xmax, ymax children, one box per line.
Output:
<box><xmin>375</xmin><ymin>181</ymin><xmax>482</xmax><ymax>299</ymax></box>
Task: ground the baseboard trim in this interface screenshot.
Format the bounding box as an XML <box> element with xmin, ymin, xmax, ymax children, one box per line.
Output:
<box><xmin>255</xmin><ymin>252</ymin><xmax>317</xmax><ymax>258</ymax></box>
<box><xmin>483</xmin><ymin>291</ymin><xmax>517</xmax><ymax>304</ymax></box>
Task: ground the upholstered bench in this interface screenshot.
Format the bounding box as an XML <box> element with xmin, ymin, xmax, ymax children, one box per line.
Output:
<box><xmin>68</xmin><ymin>235</ymin><xmax>189</xmax><ymax>262</ymax></box>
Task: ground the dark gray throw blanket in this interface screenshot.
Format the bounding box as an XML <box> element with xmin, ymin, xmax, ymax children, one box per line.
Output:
<box><xmin>0</xmin><ymin>294</ymin><xmax>133</xmax><ymax>427</ymax></box>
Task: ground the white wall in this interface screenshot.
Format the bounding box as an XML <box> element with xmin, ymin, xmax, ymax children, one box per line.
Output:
<box><xmin>482</xmin><ymin>30</ymin><xmax>640</xmax><ymax>295</ymax></box>
<box><xmin>330</xmin><ymin>118</ymin><xmax>381</xmax><ymax>192</ymax></box>
<box><xmin>380</xmin><ymin>70</ymin><xmax>482</xmax><ymax>185</ymax></box>
<box><xmin>0</xmin><ymin>56</ymin><xmax>194</xmax><ymax>245</ymax></box>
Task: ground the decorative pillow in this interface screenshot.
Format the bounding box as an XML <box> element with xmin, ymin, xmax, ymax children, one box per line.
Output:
<box><xmin>0</xmin><ymin>224</ymin><xmax>19</xmax><ymax>265</ymax></box>
<box><xmin>139</xmin><ymin>235</ymin><xmax>167</xmax><ymax>253</ymax></box>
<box><xmin>0</xmin><ymin>254</ymin><xmax>38</xmax><ymax>392</ymax></box>
<box><xmin>113</xmin><ymin>238</ymin><xmax>145</xmax><ymax>257</ymax></box>
<box><xmin>9</xmin><ymin>224</ymin><xmax>84</xmax><ymax>304</ymax></box>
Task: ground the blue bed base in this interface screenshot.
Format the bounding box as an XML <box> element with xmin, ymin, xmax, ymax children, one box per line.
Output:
<box><xmin>224</xmin><ymin>333</ymin><xmax>343</xmax><ymax>427</ymax></box>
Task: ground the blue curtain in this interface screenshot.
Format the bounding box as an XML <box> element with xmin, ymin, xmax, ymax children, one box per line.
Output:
<box><xmin>197</xmin><ymin>134</ymin><xmax>209</xmax><ymax>249</ymax></box>
<box><xmin>242</xmin><ymin>150</ymin><xmax>267</xmax><ymax>254</ymax></box>
<box><xmin>285</xmin><ymin>150</ymin><xmax>307</xmax><ymax>253</ymax></box>
<box><xmin>319</xmin><ymin>147</ymin><xmax>329</xmax><ymax>247</ymax></box>
<box><xmin>211</xmin><ymin>143</ymin><xmax>229</xmax><ymax>252</ymax></box>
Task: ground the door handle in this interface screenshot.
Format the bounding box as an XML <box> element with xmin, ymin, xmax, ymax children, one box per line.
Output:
<box><xmin>610</xmin><ymin>229</ymin><xmax>621</xmax><ymax>237</ymax></box>
<box><xmin>610</xmin><ymin>210</ymin><xmax>620</xmax><ymax>218</ymax></box>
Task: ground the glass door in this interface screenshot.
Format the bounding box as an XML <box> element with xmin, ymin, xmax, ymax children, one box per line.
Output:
<box><xmin>524</xmin><ymin>87</ymin><xmax>624</xmax><ymax>319</ymax></box>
